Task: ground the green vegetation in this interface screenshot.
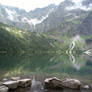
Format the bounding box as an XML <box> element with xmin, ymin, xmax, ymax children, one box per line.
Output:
<box><xmin>0</xmin><ymin>23</ymin><xmax>30</xmax><ymax>55</ymax></box>
<box><xmin>0</xmin><ymin>23</ymin><xmax>56</xmax><ymax>55</ymax></box>
<box><xmin>0</xmin><ymin>23</ymin><xmax>92</xmax><ymax>85</ymax></box>
<box><xmin>0</xmin><ymin>22</ymin><xmax>88</xmax><ymax>56</ymax></box>
<box><xmin>0</xmin><ymin>54</ymin><xmax>92</xmax><ymax>85</ymax></box>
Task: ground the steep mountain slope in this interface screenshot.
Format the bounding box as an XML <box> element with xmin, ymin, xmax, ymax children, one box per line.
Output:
<box><xmin>36</xmin><ymin>0</ymin><xmax>92</xmax><ymax>35</ymax></box>
<box><xmin>0</xmin><ymin>5</ymin><xmax>31</xmax><ymax>30</ymax></box>
<box><xmin>0</xmin><ymin>4</ymin><xmax>56</xmax><ymax>30</ymax></box>
<box><xmin>29</xmin><ymin>4</ymin><xmax>56</xmax><ymax>20</ymax></box>
<box><xmin>0</xmin><ymin>0</ymin><xmax>92</xmax><ymax>35</ymax></box>
<box><xmin>0</xmin><ymin>22</ymin><xmax>58</xmax><ymax>55</ymax></box>
<box><xmin>0</xmin><ymin>22</ymin><xmax>30</xmax><ymax>54</ymax></box>
<box><xmin>82</xmin><ymin>0</ymin><xmax>92</xmax><ymax>6</ymax></box>
<box><xmin>77</xmin><ymin>11</ymin><xmax>92</xmax><ymax>35</ymax></box>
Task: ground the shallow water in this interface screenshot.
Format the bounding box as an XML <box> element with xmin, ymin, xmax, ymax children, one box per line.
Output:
<box><xmin>9</xmin><ymin>79</ymin><xmax>92</xmax><ymax>92</ymax></box>
<box><xmin>0</xmin><ymin>53</ymin><xmax>92</xmax><ymax>92</ymax></box>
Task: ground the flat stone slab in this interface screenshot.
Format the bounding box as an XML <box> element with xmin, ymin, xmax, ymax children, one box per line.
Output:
<box><xmin>11</xmin><ymin>77</ymin><xmax>20</xmax><ymax>81</ymax></box>
<box><xmin>0</xmin><ymin>86</ymin><xmax>8</xmax><ymax>92</ymax></box>
<box><xmin>3</xmin><ymin>81</ymin><xmax>19</xmax><ymax>89</ymax></box>
<box><xmin>44</xmin><ymin>77</ymin><xmax>81</xmax><ymax>90</ymax></box>
<box><xmin>18</xmin><ymin>79</ymin><xmax>31</xmax><ymax>87</ymax></box>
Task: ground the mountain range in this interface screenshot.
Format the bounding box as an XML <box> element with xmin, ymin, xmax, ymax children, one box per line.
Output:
<box><xmin>0</xmin><ymin>0</ymin><xmax>92</xmax><ymax>35</ymax></box>
<box><xmin>0</xmin><ymin>4</ymin><xmax>56</xmax><ymax>30</ymax></box>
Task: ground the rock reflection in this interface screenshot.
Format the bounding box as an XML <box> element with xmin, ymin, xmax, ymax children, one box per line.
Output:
<box><xmin>9</xmin><ymin>87</ymin><xmax>31</xmax><ymax>92</ymax></box>
<box><xmin>69</xmin><ymin>48</ymin><xmax>86</xmax><ymax>71</ymax></box>
<box><xmin>45</xmin><ymin>89</ymin><xmax>81</xmax><ymax>92</ymax></box>
<box><xmin>31</xmin><ymin>77</ymin><xmax>44</xmax><ymax>92</ymax></box>
<box><xmin>69</xmin><ymin>35</ymin><xmax>86</xmax><ymax>70</ymax></box>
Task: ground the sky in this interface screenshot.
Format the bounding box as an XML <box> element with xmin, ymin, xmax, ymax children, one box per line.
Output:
<box><xmin>0</xmin><ymin>0</ymin><xmax>65</xmax><ymax>11</ymax></box>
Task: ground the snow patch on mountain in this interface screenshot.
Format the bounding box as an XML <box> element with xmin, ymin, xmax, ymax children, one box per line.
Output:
<box><xmin>22</xmin><ymin>8</ymin><xmax>54</xmax><ymax>25</ymax></box>
<box><xmin>22</xmin><ymin>13</ymin><xmax>49</xmax><ymax>25</ymax></box>
<box><xmin>31</xmin><ymin>8</ymin><xmax>54</xmax><ymax>25</ymax></box>
<box><xmin>5</xmin><ymin>8</ymin><xmax>16</xmax><ymax>21</ymax></box>
<box><xmin>80</xmin><ymin>4</ymin><xmax>92</xmax><ymax>11</ymax></box>
<box><xmin>22</xmin><ymin>17</ymin><xmax>42</xmax><ymax>25</ymax></box>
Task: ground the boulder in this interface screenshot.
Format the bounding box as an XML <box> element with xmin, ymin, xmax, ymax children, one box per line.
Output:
<box><xmin>44</xmin><ymin>77</ymin><xmax>81</xmax><ymax>90</ymax></box>
<box><xmin>3</xmin><ymin>81</ymin><xmax>19</xmax><ymax>89</ymax></box>
<box><xmin>18</xmin><ymin>79</ymin><xmax>31</xmax><ymax>87</ymax></box>
<box><xmin>44</xmin><ymin>77</ymin><xmax>63</xmax><ymax>89</ymax></box>
<box><xmin>0</xmin><ymin>86</ymin><xmax>8</xmax><ymax>92</ymax></box>
<box><xmin>61</xmin><ymin>78</ymin><xmax>81</xmax><ymax>89</ymax></box>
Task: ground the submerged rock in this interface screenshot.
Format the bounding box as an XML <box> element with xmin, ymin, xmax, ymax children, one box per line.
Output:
<box><xmin>44</xmin><ymin>77</ymin><xmax>81</xmax><ymax>90</ymax></box>
<box><xmin>3</xmin><ymin>81</ymin><xmax>19</xmax><ymax>89</ymax></box>
<box><xmin>83</xmin><ymin>85</ymin><xmax>89</xmax><ymax>89</ymax></box>
<box><xmin>18</xmin><ymin>79</ymin><xmax>31</xmax><ymax>87</ymax></box>
<box><xmin>81</xmin><ymin>84</ymin><xmax>90</xmax><ymax>90</ymax></box>
<box><xmin>0</xmin><ymin>85</ymin><xmax>8</xmax><ymax>92</ymax></box>
<box><xmin>3</xmin><ymin>78</ymin><xmax>8</xmax><ymax>82</ymax></box>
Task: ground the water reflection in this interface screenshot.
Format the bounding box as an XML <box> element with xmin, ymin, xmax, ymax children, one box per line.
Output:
<box><xmin>10</xmin><ymin>88</ymin><xmax>92</xmax><ymax>92</ymax></box>
<box><xmin>0</xmin><ymin>53</ymin><xmax>92</xmax><ymax>83</ymax></box>
<box><xmin>45</xmin><ymin>89</ymin><xmax>81</xmax><ymax>92</ymax></box>
<box><xmin>31</xmin><ymin>77</ymin><xmax>44</xmax><ymax>92</ymax></box>
<box><xmin>45</xmin><ymin>89</ymin><xmax>92</xmax><ymax>92</ymax></box>
<box><xmin>69</xmin><ymin>51</ymin><xmax>86</xmax><ymax>71</ymax></box>
<box><xmin>69</xmin><ymin>35</ymin><xmax>86</xmax><ymax>71</ymax></box>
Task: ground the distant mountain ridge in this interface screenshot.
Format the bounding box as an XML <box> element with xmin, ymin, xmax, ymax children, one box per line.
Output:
<box><xmin>0</xmin><ymin>0</ymin><xmax>92</xmax><ymax>35</ymax></box>
<box><xmin>0</xmin><ymin>4</ymin><xmax>56</xmax><ymax>30</ymax></box>
<box><xmin>36</xmin><ymin>0</ymin><xmax>92</xmax><ymax>35</ymax></box>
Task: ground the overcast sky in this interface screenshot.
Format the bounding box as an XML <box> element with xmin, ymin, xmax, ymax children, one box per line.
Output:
<box><xmin>0</xmin><ymin>0</ymin><xmax>65</xmax><ymax>11</ymax></box>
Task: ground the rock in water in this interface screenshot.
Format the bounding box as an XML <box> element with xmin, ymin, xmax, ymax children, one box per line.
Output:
<box><xmin>61</xmin><ymin>78</ymin><xmax>81</xmax><ymax>89</ymax></box>
<box><xmin>0</xmin><ymin>86</ymin><xmax>8</xmax><ymax>92</ymax></box>
<box><xmin>44</xmin><ymin>77</ymin><xmax>81</xmax><ymax>90</ymax></box>
<box><xmin>3</xmin><ymin>81</ymin><xmax>19</xmax><ymax>89</ymax></box>
<box><xmin>18</xmin><ymin>79</ymin><xmax>31</xmax><ymax>87</ymax></box>
<box><xmin>44</xmin><ymin>77</ymin><xmax>63</xmax><ymax>89</ymax></box>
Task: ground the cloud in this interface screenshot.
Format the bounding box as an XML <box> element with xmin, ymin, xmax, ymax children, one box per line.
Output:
<box><xmin>72</xmin><ymin>0</ymin><xmax>83</xmax><ymax>4</ymax></box>
<box><xmin>0</xmin><ymin>0</ymin><xmax>64</xmax><ymax>11</ymax></box>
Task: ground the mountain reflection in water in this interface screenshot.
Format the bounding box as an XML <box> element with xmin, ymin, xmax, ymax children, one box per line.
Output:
<box><xmin>0</xmin><ymin>53</ymin><xmax>92</xmax><ymax>92</ymax></box>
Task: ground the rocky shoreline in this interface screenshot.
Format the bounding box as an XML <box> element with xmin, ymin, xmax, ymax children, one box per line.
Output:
<box><xmin>0</xmin><ymin>77</ymin><xmax>91</xmax><ymax>92</ymax></box>
<box><xmin>0</xmin><ymin>77</ymin><xmax>31</xmax><ymax>92</ymax></box>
